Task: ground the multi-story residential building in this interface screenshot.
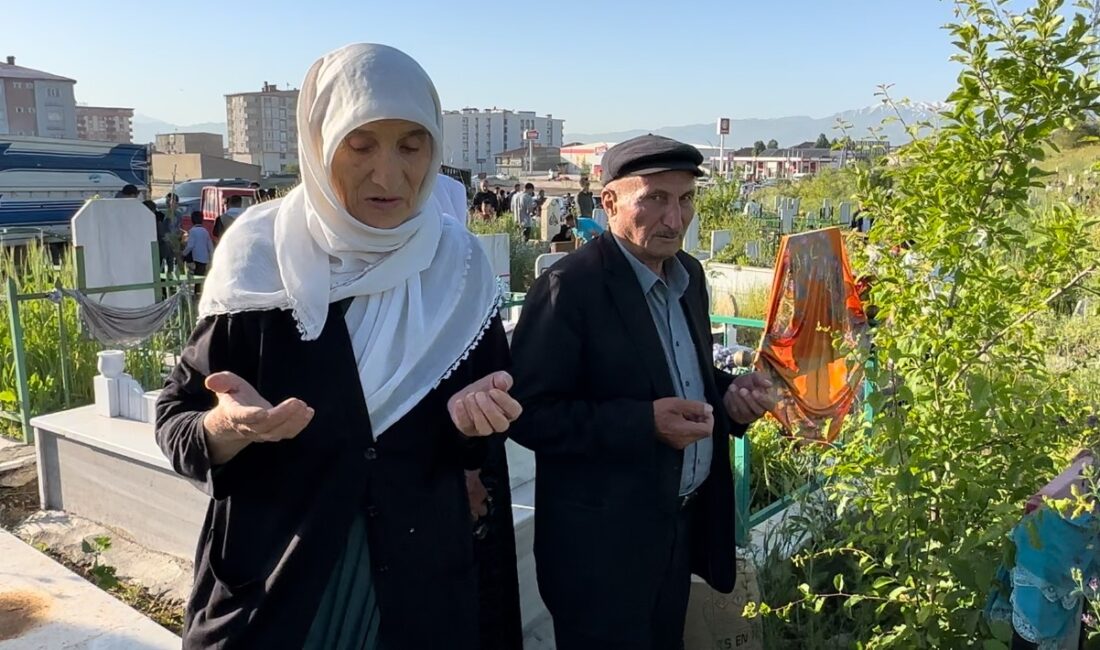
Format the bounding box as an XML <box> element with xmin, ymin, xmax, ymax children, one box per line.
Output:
<box><xmin>155</xmin><ymin>132</ymin><xmax>224</xmax><ymax>158</ymax></box>
<box><xmin>75</xmin><ymin>106</ymin><xmax>134</xmax><ymax>143</ymax></box>
<box><xmin>226</xmin><ymin>82</ymin><xmax>299</xmax><ymax>175</ymax></box>
<box><xmin>0</xmin><ymin>56</ymin><xmax>78</xmax><ymax>138</ymax></box>
<box><xmin>441</xmin><ymin>108</ymin><xmax>564</xmax><ymax>175</ymax></box>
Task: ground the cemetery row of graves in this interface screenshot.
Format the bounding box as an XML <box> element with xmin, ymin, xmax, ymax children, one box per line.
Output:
<box><xmin>1</xmin><ymin>1</ymin><xmax>1100</xmax><ymax>646</ymax></box>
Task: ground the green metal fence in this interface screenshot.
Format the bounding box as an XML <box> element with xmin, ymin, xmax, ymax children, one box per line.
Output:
<box><xmin>3</xmin><ymin>242</ymin><xmax>201</xmax><ymax>443</ymax></box>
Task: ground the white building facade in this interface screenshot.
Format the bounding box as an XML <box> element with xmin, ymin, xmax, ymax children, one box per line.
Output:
<box><xmin>441</xmin><ymin>109</ymin><xmax>563</xmax><ymax>175</ymax></box>
<box><xmin>226</xmin><ymin>83</ymin><xmax>299</xmax><ymax>176</ymax></box>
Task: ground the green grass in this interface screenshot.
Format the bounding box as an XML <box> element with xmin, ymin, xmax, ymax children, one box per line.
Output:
<box><xmin>0</xmin><ymin>243</ymin><xmax>190</xmax><ymax>439</ymax></box>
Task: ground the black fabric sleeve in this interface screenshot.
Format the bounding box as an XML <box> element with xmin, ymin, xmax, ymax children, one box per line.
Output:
<box><xmin>508</xmin><ymin>271</ymin><xmax>656</xmax><ymax>462</ymax></box>
<box><xmin>154</xmin><ymin>312</ymin><xmax>259</xmax><ymax>499</ymax></box>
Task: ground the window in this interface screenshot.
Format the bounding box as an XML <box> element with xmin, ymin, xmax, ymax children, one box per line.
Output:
<box><xmin>12</xmin><ymin>82</ymin><xmax>21</xmax><ymax>89</ymax></box>
<box><xmin>15</xmin><ymin>107</ymin><xmax>23</xmax><ymax>113</ymax></box>
<box><xmin>28</xmin><ymin>107</ymin><xmax>35</xmax><ymax>114</ymax></box>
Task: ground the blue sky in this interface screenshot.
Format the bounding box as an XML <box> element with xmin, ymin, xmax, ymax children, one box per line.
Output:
<box><xmin>8</xmin><ymin>0</ymin><xmax>997</xmax><ymax>133</ymax></box>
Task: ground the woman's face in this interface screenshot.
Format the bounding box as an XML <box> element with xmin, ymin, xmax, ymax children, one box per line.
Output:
<box><xmin>330</xmin><ymin>119</ymin><xmax>433</xmax><ymax>228</ymax></box>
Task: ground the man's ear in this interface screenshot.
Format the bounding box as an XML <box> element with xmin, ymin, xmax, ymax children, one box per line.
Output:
<box><xmin>600</xmin><ymin>188</ymin><xmax>616</xmax><ymax>217</ymax></box>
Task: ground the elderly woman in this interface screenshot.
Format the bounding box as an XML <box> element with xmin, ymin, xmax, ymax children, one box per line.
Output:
<box><xmin>156</xmin><ymin>44</ymin><xmax>522</xmax><ymax>649</ymax></box>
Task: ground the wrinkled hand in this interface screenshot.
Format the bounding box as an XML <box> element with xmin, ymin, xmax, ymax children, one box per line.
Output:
<box><xmin>724</xmin><ymin>372</ymin><xmax>777</xmax><ymax>425</ymax></box>
<box><xmin>654</xmin><ymin>398</ymin><xmax>714</xmax><ymax>450</ymax></box>
<box><xmin>202</xmin><ymin>371</ymin><xmax>314</xmax><ymax>446</ymax></box>
<box><xmin>465</xmin><ymin>470</ymin><xmax>490</xmax><ymax>521</ymax></box>
<box><xmin>448</xmin><ymin>371</ymin><xmax>522</xmax><ymax>437</ymax></box>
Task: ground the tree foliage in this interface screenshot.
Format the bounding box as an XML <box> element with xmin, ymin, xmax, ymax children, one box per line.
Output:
<box><xmin>757</xmin><ymin>0</ymin><xmax>1100</xmax><ymax>646</ymax></box>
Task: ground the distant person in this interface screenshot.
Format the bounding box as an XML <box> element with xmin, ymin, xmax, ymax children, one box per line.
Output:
<box><xmin>471</xmin><ymin>180</ymin><xmax>499</xmax><ymax>217</ymax></box>
<box><xmin>511</xmin><ymin>183</ymin><xmax>537</xmax><ymax>240</ymax></box>
<box><xmin>164</xmin><ymin>192</ymin><xmax>185</xmax><ymax>229</ymax></box>
<box><xmin>181</xmin><ymin>211</ymin><xmax>213</xmax><ymax>276</ymax></box>
<box><xmin>497</xmin><ymin>188</ymin><xmax>509</xmax><ymax>212</ymax></box>
<box><xmin>144</xmin><ymin>200</ymin><xmax>174</xmax><ymax>272</ymax></box>
<box><xmin>536</xmin><ymin>189</ymin><xmax>547</xmax><ymax>210</ymax></box>
<box><xmin>116</xmin><ymin>184</ymin><xmax>140</xmax><ymax>199</ymax></box>
<box><xmin>506</xmin><ymin>183</ymin><xmax>522</xmax><ymax>212</ymax></box>
<box><xmin>551</xmin><ymin>215</ymin><xmax>576</xmax><ymax>243</ymax></box>
<box><xmin>576</xmin><ymin>178</ymin><xmax>595</xmax><ymax>217</ymax></box>
<box><xmin>213</xmin><ymin>195</ymin><xmax>245</xmax><ymax>238</ymax></box>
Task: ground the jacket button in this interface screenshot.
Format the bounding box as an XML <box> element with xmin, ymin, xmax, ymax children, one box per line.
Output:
<box><xmin>364</xmin><ymin>448</ymin><xmax>378</xmax><ymax>460</ymax></box>
<box><xmin>366</xmin><ymin>506</ymin><xmax>379</xmax><ymax>518</ymax></box>
<box><xmin>378</xmin><ymin>564</ymin><xmax>389</xmax><ymax>573</ymax></box>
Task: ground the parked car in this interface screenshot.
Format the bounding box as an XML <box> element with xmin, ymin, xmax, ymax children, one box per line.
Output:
<box><xmin>154</xmin><ymin>177</ymin><xmax>253</xmax><ymax>222</ymax></box>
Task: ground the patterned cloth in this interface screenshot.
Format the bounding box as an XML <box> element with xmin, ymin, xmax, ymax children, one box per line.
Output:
<box><xmin>986</xmin><ymin>505</ymin><xmax>1099</xmax><ymax>649</ymax></box>
<box><xmin>755</xmin><ymin>227</ymin><xmax>869</xmax><ymax>441</ymax></box>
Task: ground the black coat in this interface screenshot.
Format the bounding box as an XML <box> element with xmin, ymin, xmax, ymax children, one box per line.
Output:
<box><xmin>155</xmin><ymin>305</ymin><xmax>519</xmax><ymax>649</ymax></box>
<box><xmin>508</xmin><ymin>231</ymin><xmax>745</xmax><ymax>638</ymax></box>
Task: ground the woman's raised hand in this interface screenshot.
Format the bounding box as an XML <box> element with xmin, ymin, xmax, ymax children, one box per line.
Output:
<box><xmin>447</xmin><ymin>371</ymin><xmax>522</xmax><ymax>437</ymax></box>
<box><xmin>202</xmin><ymin>371</ymin><xmax>314</xmax><ymax>464</ymax></box>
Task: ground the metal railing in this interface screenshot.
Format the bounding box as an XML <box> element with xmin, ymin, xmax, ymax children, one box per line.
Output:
<box><xmin>3</xmin><ymin>242</ymin><xmax>200</xmax><ymax>442</ymax></box>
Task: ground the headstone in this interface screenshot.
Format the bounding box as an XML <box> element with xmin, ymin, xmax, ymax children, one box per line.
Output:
<box><xmin>71</xmin><ymin>199</ymin><xmax>157</xmax><ymax>309</ymax></box>
<box><xmin>710</xmin><ymin>230</ymin><xmax>733</xmax><ymax>259</ymax></box>
<box><xmin>684</xmin><ymin>553</ymin><xmax>763</xmax><ymax>650</ymax></box>
<box><xmin>683</xmin><ymin>216</ymin><xmax>700</xmax><ymax>253</ymax></box>
<box><xmin>839</xmin><ymin>202</ymin><xmax>852</xmax><ymax>226</ymax></box>
<box><xmin>535</xmin><ymin>252</ymin><xmax>568</xmax><ymax>278</ymax></box>
<box><xmin>745</xmin><ymin>241</ymin><xmax>760</xmax><ymax>261</ymax></box>
<box><xmin>475</xmin><ymin>233</ymin><xmax>510</xmax><ymax>293</ymax></box>
<box><xmin>540</xmin><ymin>197</ymin><xmax>567</xmax><ymax>242</ymax></box>
<box><xmin>780</xmin><ymin>208</ymin><xmax>794</xmax><ymax>234</ymax></box>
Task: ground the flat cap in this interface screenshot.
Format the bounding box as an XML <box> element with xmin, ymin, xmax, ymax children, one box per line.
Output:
<box><xmin>600</xmin><ymin>134</ymin><xmax>704</xmax><ymax>184</ymax></box>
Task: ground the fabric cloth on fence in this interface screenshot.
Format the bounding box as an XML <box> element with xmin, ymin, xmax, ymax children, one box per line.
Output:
<box><xmin>755</xmin><ymin>227</ymin><xmax>868</xmax><ymax>441</ymax></box>
<box><xmin>58</xmin><ymin>287</ymin><xmax>186</xmax><ymax>348</ymax></box>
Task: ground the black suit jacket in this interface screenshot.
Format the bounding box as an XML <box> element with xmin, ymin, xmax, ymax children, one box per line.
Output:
<box><xmin>509</xmin><ymin>231</ymin><xmax>745</xmax><ymax>638</ymax></box>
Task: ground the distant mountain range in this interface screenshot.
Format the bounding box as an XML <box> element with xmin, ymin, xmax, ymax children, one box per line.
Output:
<box><xmin>132</xmin><ymin>114</ymin><xmax>228</xmax><ymax>146</ymax></box>
<box><xmin>131</xmin><ymin>102</ymin><xmax>947</xmax><ymax>152</ymax></box>
<box><xmin>564</xmin><ymin>102</ymin><xmax>948</xmax><ymax>148</ymax></box>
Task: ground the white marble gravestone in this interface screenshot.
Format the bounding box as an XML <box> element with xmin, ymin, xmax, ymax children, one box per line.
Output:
<box><xmin>540</xmin><ymin>197</ymin><xmax>567</xmax><ymax>242</ymax></box>
<box><xmin>683</xmin><ymin>216</ymin><xmax>701</xmax><ymax>253</ymax></box>
<box><xmin>475</xmin><ymin>233</ymin><xmax>511</xmax><ymax>293</ymax></box>
<box><xmin>711</xmin><ymin>230</ymin><xmax>733</xmax><ymax>259</ymax></box>
<box><xmin>780</xmin><ymin>208</ymin><xmax>794</xmax><ymax>234</ymax></box>
<box><xmin>839</xmin><ymin>201</ymin><xmax>852</xmax><ymax>226</ymax></box>
<box><xmin>71</xmin><ymin>199</ymin><xmax>157</xmax><ymax>309</ymax></box>
<box><xmin>745</xmin><ymin>240</ymin><xmax>761</xmax><ymax>261</ymax></box>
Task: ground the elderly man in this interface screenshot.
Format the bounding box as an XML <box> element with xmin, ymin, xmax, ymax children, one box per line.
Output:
<box><xmin>509</xmin><ymin>134</ymin><xmax>776</xmax><ymax>650</ymax></box>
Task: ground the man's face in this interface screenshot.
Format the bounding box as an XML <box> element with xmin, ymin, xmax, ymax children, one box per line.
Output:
<box><xmin>603</xmin><ymin>171</ymin><xmax>696</xmax><ymax>266</ymax></box>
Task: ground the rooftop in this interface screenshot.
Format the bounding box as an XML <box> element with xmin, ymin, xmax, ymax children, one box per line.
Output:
<box><xmin>0</xmin><ymin>57</ymin><xmax>75</xmax><ymax>83</ymax></box>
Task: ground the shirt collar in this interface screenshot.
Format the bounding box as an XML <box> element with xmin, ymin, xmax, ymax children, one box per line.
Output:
<box><xmin>613</xmin><ymin>236</ymin><xmax>689</xmax><ymax>298</ymax></box>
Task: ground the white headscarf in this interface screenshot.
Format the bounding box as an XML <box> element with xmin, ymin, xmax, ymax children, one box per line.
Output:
<box><xmin>199</xmin><ymin>44</ymin><xmax>499</xmax><ymax>435</ymax></box>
